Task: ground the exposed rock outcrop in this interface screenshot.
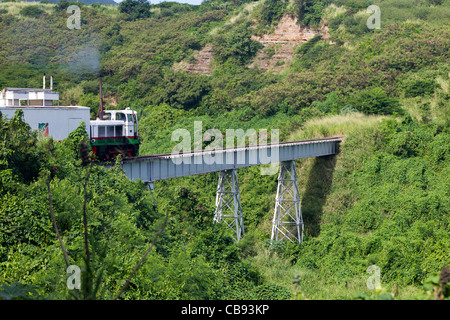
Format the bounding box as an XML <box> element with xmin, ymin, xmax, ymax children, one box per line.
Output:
<box><xmin>249</xmin><ymin>14</ymin><xmax>331</xmax><ymax>73</ymax></box>
<box><xmin>173</xmin><ymin>44</ymin><xmax>213</xmax><ymax>76</ymax></box>
<box><xmin>251</xmin><ymin>14</ymin><xmax>322</xmax><ymax>44</ymax></box>
<box><xmin>174</xmin><ymin>14</ymin><xmax>331</xmax><ymax>76</ymax></box>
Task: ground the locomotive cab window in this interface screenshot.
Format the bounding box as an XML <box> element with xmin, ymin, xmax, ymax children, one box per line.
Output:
<box><xmin>98</xmin><ymin>126</ymin><xmax>105</xmax><ymax>138</ymax></box>
<box><xmin>116</xmin><ymin>113</ymin><xmax>126</xmax><ymax>121</ymax></box>
<box><xmin>127</xmin><ymin>113</ymin><xmax>136</xmax><ymax>123</ymax></box>
<box><xmin>132</xmin><ymin>114</ymin><xmax>138</xmax><ymax>134</ymax></box>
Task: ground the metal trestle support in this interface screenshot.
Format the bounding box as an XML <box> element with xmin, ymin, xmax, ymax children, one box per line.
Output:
<box><xmin>214</xmin><ymin>169</ymin><xmax>245</xmax><ymax>242</ymax></box>
<box><xmin>271</xmin><ymin>161</ymin><xmax>304</xmax><ymax>243</ymax></box>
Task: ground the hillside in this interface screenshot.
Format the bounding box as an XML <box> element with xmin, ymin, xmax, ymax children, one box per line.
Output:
<box><xmin>24</xmin><ymin>0</ymin><xmax>118</xmax><ymax>5</ymax></box>
<box><xmin>0</xmin><ymin>0</ymin><xmax>449</xmax><ymax>300</ymax></box>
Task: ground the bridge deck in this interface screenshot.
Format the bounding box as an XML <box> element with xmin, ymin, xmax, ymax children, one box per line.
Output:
<box><xmin>120</xmin><ymin>137</ymin><xmax>341</xmax><ymax>183</ymax></box>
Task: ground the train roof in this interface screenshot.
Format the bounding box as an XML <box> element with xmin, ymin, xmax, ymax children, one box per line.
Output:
<box><xmin>104</xmin><ymin>108</ymin><xmax>136</xmax><ymax>113</ymax></box>
<box><xmin>90</xmin><ymin>119</ymin><xmax>126</xmax><ymax>126</ymax></box>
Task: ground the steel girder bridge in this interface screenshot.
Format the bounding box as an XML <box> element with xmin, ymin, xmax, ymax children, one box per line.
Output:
<box><xmin>118</xmin><ymin>137</ymin><xmax>341</xmax><ymax>243</ymax></box>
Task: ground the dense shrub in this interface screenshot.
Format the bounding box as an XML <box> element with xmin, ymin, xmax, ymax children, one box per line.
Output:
<box><xmin>345</xmin><ymin>87</ymin><xmax>401</xmax><ymax>115</ymax></box>
<box><xmin>212</xmin><ymin>21</ymin><xmax>263</xmax><ymax>65</ymax></box>
<box><xmin>0</xmin><ymin>110</ymin><xmax>44</xmax><ymax>184</ymax></box>
<box><xmin>118</xmin><ymin>0</ymin><xmax>151</xmax><ymax>21</ymax></box>
<box><xmin>297</xmin><ymin>35</ymin><xmax>323</xmax><ymax>55</ymax></box>
<box><xmin>261</xmin><ymin>0</ymin><xmax>288</xmax><ymax>25</ymax></box>
<box><xmin>403</xmin><ymin>79</ymin><xmax>439</xmax><ymax>97</ymax></box>
<box><xmin>19</xmin><ymin>5</ymin><xmax>44</xmax><ymax>18</ymax></box>
<box><xmin>53</xmin><ymin>0</ymin><xmax>84</xmax><ymax>12</ymax></box>
<box><xmin>311</xmin><ymin>91</ymin><xmax>342</xmax><ymax>114</ymax></box>
<box><xmin>293</xmin><ymin>0</ymin><xmax>327</xmax><ymax>27</ymax></box>
<box><xmin>295</xmin><ymin>116</ymin><xmax>450</xmax><ymax>288</ymax></box>
<box><xmin>153</xmin><ymin>72</ymin><xmax>211</xmax><ymax>110</ymax></box>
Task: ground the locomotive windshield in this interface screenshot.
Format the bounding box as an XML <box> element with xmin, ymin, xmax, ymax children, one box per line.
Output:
<box><xmin>116</xmin><ymin>112</ymin><xmax>126</xmax><ymax>121</ymax></box>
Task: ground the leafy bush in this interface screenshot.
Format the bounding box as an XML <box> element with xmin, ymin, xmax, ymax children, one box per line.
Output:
<box><xmin>297</xmin><ymin>35</ymin><xmax>323</xmax><ymax>55</ymax></box>
<box><xmin>0</xmin><ymin>283</ymin><xmax>39</xmax><ymax>300</ymax></box>
<box><xmin>0</xmin><ymin>110</ymin><xmax>44</xmax><ymax>184</ymax></box>
<box><xmin>54</xmin><ymin>0</ymin><xmax>84</xmax><ymax>12</ymax></box>
<box><xmin>328</xmin><ymin>11</ymin><xmax>344</xmax><ymax>30</ymax></box>
<box><xmin>294</xmin><ymin>116</ymin><xmax>450</xmax><ymax>292</ymax></box>
<box><xmin>345</xmin><ymin>87</ymin><xmax>401</xmax><ymax>115</ymax></box>
<box><xmin>260</xmin><ymin>0</ymin><xmax>288</xmax><ymax>25</ymax></box>
<box><xmin>253</xmin><ymin>283</ymin><xmax>292</xmax><ymax>300</ymax></box>
<box><xmin>293</xmin><ymin>0</ymin><xmax>327</xmax><ymax>27</ymax></box>
<box><xmin>19</xmin><ymin>5</ymin><xmax>44</xmax><ymax>18</ymax></box>
<box><xmin>311</xmin><ymin>91</ymin><xmax>342</xmax><ymax>114</ymax></box>
<box><xmin>153</xmin><ymin>72</ymin><xmax>211</xmax><ymax>110</ymax></box>
<box><xmin>212</xmin><ymin>21</ymin><xmax>263</xmax><ymax>65</ymax></box>
<box><xmin>343</xmin><ymin>0</ymin><xmax>370</xmax><ymax>14</ymax></box>
<box><xmin>403</xmin><ymin>79</ymin><xmax>439</xmax><ymax>97</ymax></box>
<box><xmin>155</xmin><ymin>1</ymin><xmax>195</xmax><ymax>18</ymax></box>
<box><xmin>78</xmin><ymin>93</ymin><xmax>100</xmax><ymax>117</ymax></box>
<box><xmin>118</xmin><ymin>0</ymin><xmax>151</xmax><ymax>21</ymax></box>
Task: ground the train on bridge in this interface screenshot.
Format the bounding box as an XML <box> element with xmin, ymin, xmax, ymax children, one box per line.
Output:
<box><xmin>0</xmin><ymin>77</ymin><xmax>139</xmax><ymax>161</ymax></box>
<box><xmin>1</xmin><ymin>76</ymin><xmax>343</xmax><ymax>244</ymax></box>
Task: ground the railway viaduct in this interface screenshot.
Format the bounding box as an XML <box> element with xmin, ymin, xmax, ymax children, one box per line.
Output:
<box><xmin>118</xmin><ymin>137</ymin><xmax>341</xmax><ymax>243</ymax></box>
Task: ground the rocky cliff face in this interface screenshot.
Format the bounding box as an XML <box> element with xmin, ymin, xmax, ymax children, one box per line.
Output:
<box><xmin>249</xmin><ymin>14</ymin><xmax>330</xmax><ymax>73</ymax></box>
<box><xmin>174</xmin><ymin>14</ymin><xmax>330</xmax><ymax>76</ymax></box>
<box><xmin>251</xmin><ymin>14</ymin><xmax>325</xmax><ymax>44</ymax></box>
<box><xmin>173</xmin><ymin>44</ymin><xmax>214</xmax><ymax>76</ymax></box>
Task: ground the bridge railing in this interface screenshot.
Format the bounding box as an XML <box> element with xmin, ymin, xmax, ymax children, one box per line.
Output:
<box><xmin>120</xmin><ymin>137</ymin><xmax>341</xmax><ymax>183</ymax></box>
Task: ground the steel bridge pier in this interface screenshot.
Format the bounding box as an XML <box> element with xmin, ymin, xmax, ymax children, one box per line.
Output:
<box><xmin>214</xmin><ymin>169</ymin><xmax>245</xmax><ymax>242</ymax></box>
<box><xmin>213</xmin><ymin>161</ymin><xmax>303</xmax><ymax>244</ymax></box>
<box><xmin>271</xmin><ymin>161</ymin><xmax>304</xmax><ymax>243</ymax></box>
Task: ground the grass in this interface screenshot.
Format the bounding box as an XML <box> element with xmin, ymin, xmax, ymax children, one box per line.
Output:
<box><xmin>398</xmin><ymin>72</ymin><xmax>449</xmax><ymax>123</ymax></box>
<box><xmin>0</xmin><ymin>2</ymin><xmax>54</xmax><ymax>16</ymax></box>
<box><xmin>288</xmin><ymin>112</ymin><xmax>386</xmax><ymax>142</ymax></box>
<box><xmin>245</xmin><ymin>244</ymin><xmax>370</xmax><ymax>299</ymax></box>
<box><xmin>245</xmin><ymin>241</ymin><xmax>426</xmax><ymax>299</ymax></box>
<box><xmin>0</xmin><ymin>2</ymin><xmax>119</xmax><ymax>18</ymax></box>
<box><xmin>290</xmin><ymin>113</ymin><xmax>387</xmax><ymax>233</ymax></box>
<box><xmin>374</xmin><ymin>0</ymin><xmax>450</xmax><ymax>27</ymax></box>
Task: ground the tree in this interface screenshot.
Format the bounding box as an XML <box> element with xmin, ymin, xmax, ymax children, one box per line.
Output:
<box><xmin>293</xmin><ymin>0</ymin><xmax>326</xmax><ymax>27</ymax></box>
<box><xmin>118</xmin><ymin>0</ymin><xmax>152</xmax><ymax>21</ymax></box>
<box><xmin>346</xmin><ymin>87</ymin><xmax>401</xmax><ymax>115</ymax></box>
<box><xmin>19</xmin><ymin>6</ymin><xmax>45</xmax><ymax>18</ymax></box>
<box><xmin>261</xmin><ymin>0</ymin><xmax>287</xmax><ymax>25</ymax></box>
<box><xmin>154</xmin><ymin>72</ymin><xmax>211</xmax><ymax>110</ymax></box>
<box><xmin>0</xmin><ymin>109</ymin><xmax>44</xmax><ymax>184</ymax></box>
<box><xmin>212</xmin><ymin>21</ymin><xmax>263</xmax><ymax>65</ymax></box>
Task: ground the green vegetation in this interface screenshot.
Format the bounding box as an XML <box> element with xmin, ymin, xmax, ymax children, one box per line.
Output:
<box><xmin>0</xmin><ymin>0</ymin><xmax>449</xmax><ymax>300</ymax></box>
<box><xmin>288</xmin><ymin>115</ymin><xmax>450</xmax><ymax>298</ymax></box>
<box><xmin>118</xmin><ymin>0</ymin><xmax>151</xmax><ymax>21</ymax></box>
<box><xmin>19</xmin><ymin>4</ymin><xmax>44</xmax><ymax>17</ymax></box>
